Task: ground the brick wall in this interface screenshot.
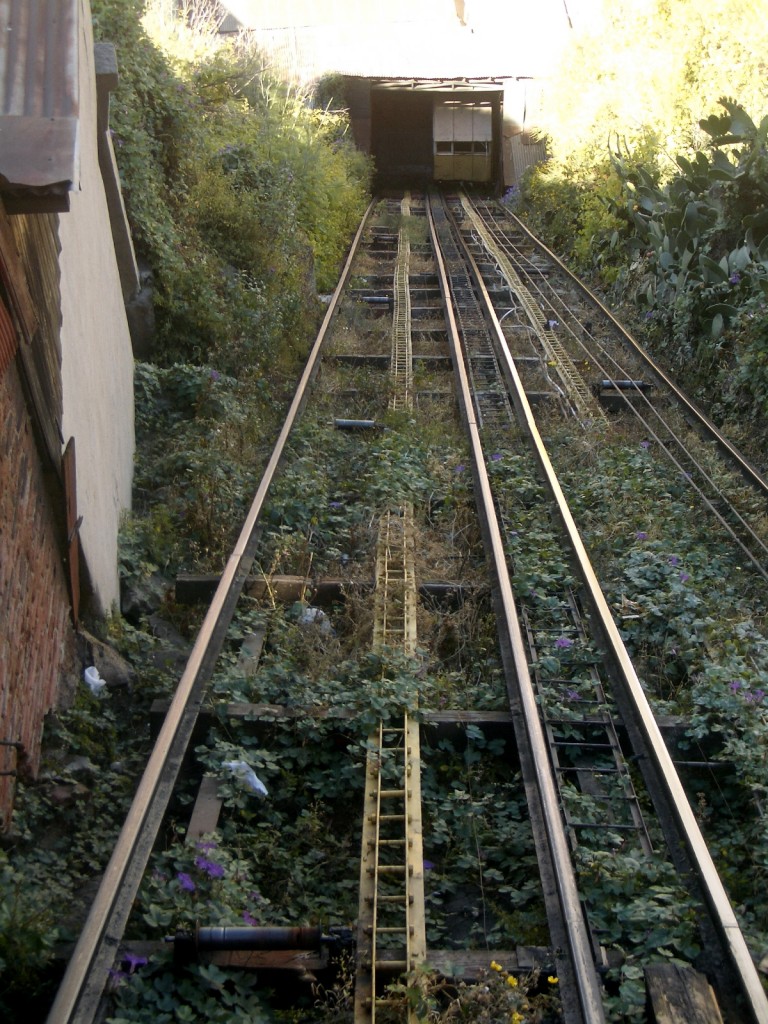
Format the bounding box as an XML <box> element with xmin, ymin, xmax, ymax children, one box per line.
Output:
<box><xmin>0</xmin><ymin>360</ymin><xmax>75</xmax><ymax>829</ymax></box>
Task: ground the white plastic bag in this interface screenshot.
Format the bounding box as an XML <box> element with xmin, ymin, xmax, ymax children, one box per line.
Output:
<box><xmin>222</xmin><ymin>759</ymin><xmax>268</xmax><ymax>797</ymax></box>
<box><xmin>84</xmin><ymin>666</ymin><xmax>106</xmax><ymax>696</ymax></box>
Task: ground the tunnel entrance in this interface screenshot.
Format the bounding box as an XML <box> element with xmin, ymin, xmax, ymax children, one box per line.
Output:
<box><xmin>362</xmin><ymin>80</ymin><xmax>504</xmax><ymax>191</ymax></box>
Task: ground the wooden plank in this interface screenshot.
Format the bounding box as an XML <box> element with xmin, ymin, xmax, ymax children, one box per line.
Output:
<box><xmin>0</xmin><ymin>199</ymin><xmax>38</xmax><ymax>343</ymax></box>
<box><xmin>426</xmin><ymin>948</ymin><xmax>549</xmax><ymax>978</ymax></box>
<box><xmin>0</xmin><ymin>291</ymin><xmax>17</xmax><ymax>375</ymax></box>
<box><xmin>62</xmin><ymin>437</ymin><xmax>80</xmax><ymax>628</ymax></box>
<box><xmin>6</xmin><ymin>211</ymin><xmax>64</xmax><ymax>467</ymax></box>
<box><xmin>237</xmin><ymin>626</ymin><xmax>266</xmax><ymax>675</ymax></box>
<box><xmin>176</xmin><ymin>573</ymin><xmax>310</xmax><ymax>604</ymax></box>
<box><xmin>206</xmin><ymin>949</ymin><xmax>327</xmax><ymax>971</ymax></box>
<box><xmin>331</xmin><ymin>354</ymin><xmax>390</xmax><ymax>367</ymax></box>
<box><xmin>58</xmin><ymin>941</ymin><xmax>326</xmax><ymax>973</ymax></box>
<box><xmin>645</xmin><ymin>964</ymin><xmax>724</xmax><ymax>1024</ymax></box>
<box><xmin>186</xmin><ymin>776</ymin><xmax>223</xmax><ymax>842</ymax></box>
<box><xmin>176</xmin><ymin>574</ymin><xmax>466</xmax><ymax>606</ymax></box>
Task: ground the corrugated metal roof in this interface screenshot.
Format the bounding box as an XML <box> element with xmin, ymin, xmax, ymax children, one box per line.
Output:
<box><xmin>0</xmin><ymin>0</ymin><xmax>79</xmax><ymax>210</ymax></box>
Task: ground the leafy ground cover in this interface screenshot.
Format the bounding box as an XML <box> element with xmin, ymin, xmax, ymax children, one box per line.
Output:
<box><xmin>6</xmin><ymin>3</ymin><xmax>768</xmax><ymax>1014</ymax></box>
<box><xmin>483</xmin><ymin>416</ymin><xmax>768</xmax><ymax>1000</ymax></box>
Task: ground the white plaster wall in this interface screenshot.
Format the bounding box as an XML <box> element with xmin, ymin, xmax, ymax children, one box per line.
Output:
<box><xmin>59</xmin><ymin>0</ymin><xmax>135</xmax><ymax>614</ymax></box>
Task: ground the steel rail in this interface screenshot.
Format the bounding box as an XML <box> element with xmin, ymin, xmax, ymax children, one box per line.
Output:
<box><xmin>462</xmin><ymin>196</ymin><xmax>768</xmax><ymax>581</ymax></box>
<box><xmin>427</xmin><ymin>192</ymin><xmax>607</xmax><ymax>1024</ymax></box>
<box><xmin>492</xmin><ymin>202</ymin><xmax>768</xmax><ymax>499</ymax></box>
<box><xmin>46</xmin><ymin>201</ymin><xmax>376</xmax><ymax>1024</ymax></box>
<box><xmin>455</xmin><ymin>198</ymin><xmax>768</xmax><ymax>1024</ymax></box>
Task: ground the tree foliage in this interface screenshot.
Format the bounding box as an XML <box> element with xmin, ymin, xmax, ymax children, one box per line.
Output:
<box><xmin>518</xmin><ymin>0</ymin><xmax>768</xmax><ymax>445</ymax></box>
<box><xmin>91</xmin><ymin>0</ymin><xmax>371</xmax><ymax>373</ymax></box>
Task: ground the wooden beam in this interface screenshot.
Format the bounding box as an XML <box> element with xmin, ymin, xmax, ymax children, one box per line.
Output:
<box><xmin>645</xmin><ymin>964</ymin><xmax>724</xmax><ymax>1024</ymax></box>
<box><xmin>186</xmin><ymin>776</ymin><xmax>223</xmax><ymax>842</ymax></box>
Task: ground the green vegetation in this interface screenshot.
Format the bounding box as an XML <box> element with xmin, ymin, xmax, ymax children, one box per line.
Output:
<box><xmin>0</xmin><ymin>696</ymin><xmax>138</xmax><ymax>1018</ymax></box>
<box><xmin>517</xmin><ymin>0</ymin><xmax>768</xmax><ymax>446</ymax></box>
<box><xmin>91</xmin><ymin>0</ymin><xmax>370</xmax><ymax>373</ymax></box>
<box><xmin>6</xmin><ymin>4</ymin><xmax>768</xmax><ymax>1012</ymax></box>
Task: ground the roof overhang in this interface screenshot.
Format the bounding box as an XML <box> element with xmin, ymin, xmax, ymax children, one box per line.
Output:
<box><xmin>0</xmin><ymin>0</ymin><xmax>80</xmax><ymax>214</ymax></box>
<box><xmin>370</xmin><ymin>78</ymin><xmax>506</xmax><ymax>92</ymax></box>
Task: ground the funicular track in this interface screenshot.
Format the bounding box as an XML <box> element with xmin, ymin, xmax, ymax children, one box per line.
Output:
<box><xmin>427</xmin><ymin>188</ymin><xmax>768</xmax><ymax>1024</ymax></box>
<box><xmin>45</xmin><ymin>189</ymin><xmax>768</xmax><ymax>1024</ymax></box>
<box><xmin>453</xmin><ymin>193</ymin><xmax>768</xmax><ymax>582</ymax></box>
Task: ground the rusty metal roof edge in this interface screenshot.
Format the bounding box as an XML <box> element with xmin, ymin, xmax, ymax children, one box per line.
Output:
<box><xmin>0</xmin><ymin>116</ymin><xmax>79</xmax><ymax>193</ymax></box>
<box><xmin>0</xmin><ymin>0</ymin><xmax>80</xmax><ymax>200</ymax></box>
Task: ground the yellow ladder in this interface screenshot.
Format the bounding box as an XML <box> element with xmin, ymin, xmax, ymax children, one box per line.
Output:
<box><xmin>355</xmin><ymin>197</ymin><xmax>426</xmax><ymax>1021</ymax></box>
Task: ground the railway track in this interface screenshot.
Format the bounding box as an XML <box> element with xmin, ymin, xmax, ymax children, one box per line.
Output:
<box><xmin>46</xmin><ymin>190</ymin><xmax>768</xmax><ymax>1024</ymax></box>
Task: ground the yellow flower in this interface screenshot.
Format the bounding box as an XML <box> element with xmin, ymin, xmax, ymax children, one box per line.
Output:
<box><xmin>506</xmin><ymin>975</ymin><xmax>519</xmax><ymax>987</ymax></box>
<box><xmin>490</xmin><ymin>960</ymin><xmax>503</xmax><ymax>972</ymax></box>
<box><xmin>511</xmin><ymin>1014</ymin><xmax>524</xmax><ymax>1024</ymax></box>
<box><xmin>548</xmin><ymin>975</ymin><xmax>558</xmax><ymax>984</ymax></box>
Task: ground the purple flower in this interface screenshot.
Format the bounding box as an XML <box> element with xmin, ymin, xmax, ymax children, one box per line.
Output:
<box><xmin>108</xmin><ymin>967</ymin><xmax>128</xmax><ymax>988</ymax></box>
<box><xmin>195</xmin><ymin>856</ymin><xmax>225</xmax><ymax>878</ymax></box>
<box><xmin>730</xmin><ymin>272</ymin><xmax>741</xmax><ymax>285</ymax></box>
<box><xmin>195</xmin><ymin>840</ymin><xmax>217</xmax><ymax>852</ymax></box>
<box><xmin>423</xmin><ymin>860</ymin><xmax>435</xmax><ymax>871</ymax></box>
<box><xmin>635</xmin><ymin>531</ymin><xmax>648</xmax><ymax>540</ymax></box>
<box><xmin>679</xmin><ymin>572</ymin><xmax>691</xmax><ymax>583</ymax></box>
<box><xmin>455</xmin><ymin>464</ymin><xmax>465</xmax><ymax>474</ymax></box>
<box><xmin>123</xmin><ymin>953</ymin><xmax>148</xmax><ymax>973</ymax></box>
<box><xmin>329</xmin><ymin>500</ymin><xmax>342</xmax><ymax>508</ymax></box>
<box><xmin>729</xmin><ymin>680</ymin><xmax>741</xmax><ymax>691</ymax></box>
<box><xmin>209</xmin><ymin>369</ymin><xmax>221</xmax><ymax>381</ymax></box>
<box><xmin>565</xmin><ymin>689</ymin><xmax>581</xmax><ymax>701</ymax></box>
<box><xmin>243</xmin><ymin>911</ymin><xmax>259</xmax><ymax>926</ymax></box>
<box><xmin>177</xmin><ymin>872</ymin><xmax>195</xmax><ymax>892</ymax></box>
<box><xmin>668</xmin><ymin>555</ymin><xmax>680</xmax><ymax>566</ymax></box>
<box><xmin>490</xmin><ymin>453</ymin><xmax>502</xmax><ymax>461</ymax></box>
<box><xmin>555</xmin><ymin>637</ymin><xmax>574</xmax><ymax>649</ymax></box>
<box><xmin>640</xmin><ymin>440</ymin><xmax>650</xmax><ymax>449</ymax></box>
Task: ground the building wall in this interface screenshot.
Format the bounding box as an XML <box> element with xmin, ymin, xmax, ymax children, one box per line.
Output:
<box><xmin>58</xmin><ymin>0</ymin><xmax>135</xmax><ymax>614</ymax></box>
<box><xmin>0</xmin><ymin>360</ymin><xmax>75</xmax><ymax>829</ymax></box>
<box><xmin>502</xmin><ymin>78</ymin><xmax>547</xmax><ymax>186</ymax></box>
